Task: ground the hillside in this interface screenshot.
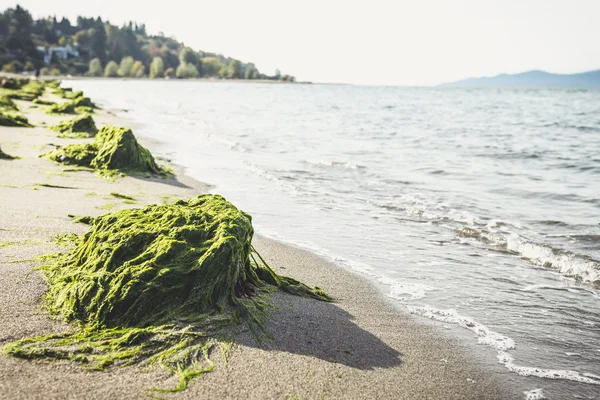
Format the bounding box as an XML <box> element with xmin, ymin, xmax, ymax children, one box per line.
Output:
<box><xmin>0</xmin><ymin>5</ymin><xmax>295</xmax><ymax>81</ymax></box>
<box><xmin>440</xmin><ymin>70</ymin><xmax>600</xmax><ymax>89</ymax></box>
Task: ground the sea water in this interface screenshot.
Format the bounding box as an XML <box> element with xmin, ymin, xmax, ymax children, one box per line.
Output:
<box><xmin>68</xmin><ymin>80</ymin><xmax>600</xmax><ymax>398</ymax></box>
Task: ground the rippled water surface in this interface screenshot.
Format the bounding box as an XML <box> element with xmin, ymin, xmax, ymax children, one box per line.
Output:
<box><xmin>69</xmin><ymin>80</ymin><xmax>600</xmax><ymax>398</ymax></box>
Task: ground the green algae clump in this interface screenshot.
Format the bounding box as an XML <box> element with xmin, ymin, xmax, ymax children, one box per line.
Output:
<box><xmin>0</xmin><ymin>111</ymin><xmax>31</xmax><ymax>127</ymax></box>
<box><xmin>0</xmin><ymin>95</ymin><xmax>18</xmax><ymax>111</ymax></box>
<box><xmin>47</xmin><ymin>96</ymin><xmax>97</xmax><ymax>115</ymax></box>
<box><xmin>3</xmin><ymin>194</ymin><xmax>331</xmax><ymax>391</ymax></box>
<box><xmin>43</xmin><ymin>125</ymin><xmax>170</xmax><ymax>177</ymax></box>
<box><xmin>50</xmin><ymin>114</ymin><xmax>98</xmax><ymax>138</ymax></box>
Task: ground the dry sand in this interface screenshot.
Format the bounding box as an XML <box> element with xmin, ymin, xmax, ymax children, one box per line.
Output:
<box><xmin>0</xmin><ymin>94</ymin><xmax>520</xmax><ymax>399</ymax></box>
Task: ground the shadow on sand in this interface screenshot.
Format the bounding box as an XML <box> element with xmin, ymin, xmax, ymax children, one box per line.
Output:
<box><xmin>236</xmin><ymin>291</ymin><xmax>402</xmax><ymax>370</ymax></box>
<box><xmin>133</xmin><ymin>174</ymin><xmax>193</xmax><ymax>189</ymax></box>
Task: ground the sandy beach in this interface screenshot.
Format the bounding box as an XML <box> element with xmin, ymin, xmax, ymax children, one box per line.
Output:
<box><xmin>0</xmin><ymin>86</ymin><xmax>520</xmax><ymax>399</ymax></box>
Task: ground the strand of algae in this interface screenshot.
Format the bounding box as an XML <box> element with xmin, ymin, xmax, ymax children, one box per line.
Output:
<box><xmin>42</xmin><ymin>125</ymin><xmax>172</xmax><ymax>178</ymax></box>
<box><xmin>50</xmin><ymin>114</ymin><xmax>98</xmax><ymax>138</ymax></box>
<box><xmin>3</xmin><ymin>194</ymin><xmax>332</xmax><ymax>392</ymax></box>
<box><xmin>110</xmin><ymin>192</ymin><xmax>136</xmax><ymax>200</ymax></box>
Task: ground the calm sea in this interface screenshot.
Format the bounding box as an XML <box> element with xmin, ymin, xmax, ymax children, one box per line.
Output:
<box><xmin>68</xmin><ymin>80</ymin><xmax>600</xmax><ymax>399</ymax></box>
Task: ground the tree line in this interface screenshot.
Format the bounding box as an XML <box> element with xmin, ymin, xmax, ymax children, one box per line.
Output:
<box><xmin>0</xmin><ymin>5</ymin><xmax>295</xmax><ymax>81</ymax></box>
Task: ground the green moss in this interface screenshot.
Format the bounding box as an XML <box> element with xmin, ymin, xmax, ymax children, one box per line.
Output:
<box><xmin>0</xmin><ymin>111</ymin><xmax>31</xmax><ymax>127</ymax></box>
<box><xmin>50</xmin><ymin>114</ymin><xmax>98</xmax><ymax>138</ymax></box>
<box><xmin>42</xmin><ymin>125</ymin><xmax>171</xmax><ymax>178</ymax></box>
<box><xmin>3</xmin><ymin>195</ymin><xmax>331</xmax><ymax>392</ymax></box>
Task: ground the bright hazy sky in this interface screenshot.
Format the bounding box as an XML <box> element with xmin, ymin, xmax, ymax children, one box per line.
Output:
<box><xmin>10</xmin><ymin>0</ymin><xmax>600</xmax><ymax>85</ymax></box>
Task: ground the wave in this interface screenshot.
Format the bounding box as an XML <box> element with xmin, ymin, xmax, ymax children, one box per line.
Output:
<box><xmin>506</xmin><ymin>234</ymin><xmax>600</xmax><ymax>285</ymax></box>
<box><xmin>303</xmin><ymin>159</ymin><xmax>367</xmax><ymax>171</ymax></box>
<box><xmin>408</xmin><ymin>306</ymin><xmax>600</xmax><ymax>386</ymax></box>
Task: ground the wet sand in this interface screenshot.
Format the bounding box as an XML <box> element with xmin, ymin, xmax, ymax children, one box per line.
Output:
<box><xmin>0</xmin><ymin>93</ymin><xmax>520</xmax><ymax>399</ymax></box>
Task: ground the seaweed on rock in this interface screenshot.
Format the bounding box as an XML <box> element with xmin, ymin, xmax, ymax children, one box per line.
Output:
<box><xmin>47</xmin><ymin>96</ymin><xmax>97</xmax><ymax>115</ymax></box>
<box><xmin>0</xmin><ymin>111</ymin><xmax>31</xmax><ymax>127</ymax></box>
<box><xmin>50</xmin><ymin>114</ymin><xmax>98</xmax><ymax>138</ymax></box>
<box><xmin>43</xmin><ymin>125</ymin><xmax>171</xmax><ymax>177</ymax></box>
<box><xmin>2</xmin><ymin>194</ymin><xmax>332</xmax><ymax>391</ymax></box>
<box><xmin>0</xmin><ymin>80</ymin><xmax>46</xmax><ymax>101</ymax></box>
<box><xmin>0</xmin><ymin>95</ymin><xmax>19</xmax><ymax>111</ymax></box>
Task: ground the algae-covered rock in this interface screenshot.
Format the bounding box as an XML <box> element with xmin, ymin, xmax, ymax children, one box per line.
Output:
<box><xmin>0</xmin><ymin>111</ymin><xmax>31</xmax><ymax>127</ymax></box>
<box><xmin>43</xmin><ymin>125</ymin><xmax>170</xmax><ymax>177</ymax></box>
<box><xmin>45</xmin><ymin>194</ymin><xmax>331</xmax><ymax>327</ymax></box>
<box><xmin>0</xmin><ymin>88</ymin><xmax>37</xmax><ymax>101</ymax></box>
<box><xmin>50</xmin><ymin>114</ymin><xmax>98</xmax><ymax>138</ymax></box>
<box><xmin>0</xmin><ymin>95</ymin><xmax>18</xmax><ymax>111</ymax></box>
<box><xmin>0</xmin><ymin>80</ymin><xmax>46</xmax><ymax>101</ymax></box>
<box><xmin>0</xmin><ymin>77</ymin><xmax>29</xmax><ymax>90</ymax></box>
<box><xmin>47</xmin><ymin>96</ymin><xmax>97</xmax><ymax>114</ymax></box>
<box><xmin>3</xmin><ymin>194</ymin><xmax>331</xmax><ymax>391</ymax></box>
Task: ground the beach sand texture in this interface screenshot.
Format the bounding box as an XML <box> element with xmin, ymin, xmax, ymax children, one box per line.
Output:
<box><xmin>0</xmin><ymin>93</ymin><xmax>518</xmax><ymax>399</ymax></box>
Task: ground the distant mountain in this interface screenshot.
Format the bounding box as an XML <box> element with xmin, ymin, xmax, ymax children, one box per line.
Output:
<box><xmin>440</xmin><ymin>69</ymin><xmax>600</xmax><ymax>88</ymax></box>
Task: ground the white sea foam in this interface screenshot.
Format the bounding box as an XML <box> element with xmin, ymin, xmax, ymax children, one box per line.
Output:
<box><xmin>386</xmin><ymin>282</ymin><xmax>437</xmax><ymax>301</ymax></box>
<box><xmin>524</xmin><ymin>388</ymin><xmax>545</xmax><ymax>400</ymax></box>
<box><xmin>506</xmin><ymin>234</ymin><xmax>600</xmax><ymax>284</ymax></box>
<box><xmin>407</xmin><ymin>305</ymin><xmax>600</xmax><ymax>386</ymax></box>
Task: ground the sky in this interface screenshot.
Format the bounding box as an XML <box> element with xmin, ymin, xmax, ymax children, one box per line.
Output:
<box><xmin>7</xmin><ymin>0</ymin><xmax>600</xmax><ymax>85</ymax></box>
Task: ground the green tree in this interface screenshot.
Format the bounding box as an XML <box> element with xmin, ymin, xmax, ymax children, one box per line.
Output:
<box><xmin>73</xmin><ymin>30</ymin><xmax>88</xmax><ymax>46</ymax></box>
<box><xmin>179</xmin><ymin>48</ymin><xmax>198</xmax><ymax>65</ymax></box>
<box><xmin>89</xmin><ymin>23</ymin><xmax>107</xmax><ymax>62</ymax></box>
<box><xmin>104</xmin><ymin>60</ymin><xmax>118</xmax><ymax>77</ymax></box>
<box><xmin>6</xmin><ymin>5</ymin><xmax>38</xmax><ymax>64</ymax></box>
<box><xmin>176</xmin><ymin>62</ymin><xmax>199</xmax><ymax>79</ymax></box>
<box><xmin>58</xmin><ymin>35</ymin><xmax>68</xmax><ymax>46</ymax></box>
<box><xmin>201</xmin><ymin>57</ymin><xmax>222</xmax><ymax>77</ymax></box>
<box><xmin>244</xmin><ymin>65</ymin><xmax>257</xmax><ymax>80</ymax></box>
<box><xmin>149</xmin><ymin>56</ymin><xmax>164</xmax><ymax>79</ymax></box>
<box><xmin>227</xmin><ymin>59</ymin><xmax>242</xmax><ymax>79</ymax></box>
<box><xmin>2</xmin><ymin>60</ymin><xmax>23</xmax><ymax>73</ymax></box>
<box><xmin>131</xmin><ymin>60</ymin><xmax>145</xmax><ymax>78</ymax></box>
<box><xmin>88</xmin><ymin>58</ymin><xmax>103</xmax><ymax>76</ymax></box>
<box><xmin>164</xmin><ymin>67</ymin><xmax>175</xmax><ymax>78</ymax></box>
<box><xmin>118</xmin><ymin>56</ymin><xmax>134</xmax><ymax>77</ymax></box>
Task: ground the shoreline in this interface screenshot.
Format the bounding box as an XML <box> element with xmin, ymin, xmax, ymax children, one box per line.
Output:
<box><xmin>0</xmin><ymin>82</ymin><xmax>521</xmax><ymax>399</ymax></box>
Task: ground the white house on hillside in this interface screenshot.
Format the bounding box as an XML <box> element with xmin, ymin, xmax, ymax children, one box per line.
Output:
<box><xmin>37</xmin><ymin>45</ymin><xmax>80</xmax><ymax>65</ymax></box>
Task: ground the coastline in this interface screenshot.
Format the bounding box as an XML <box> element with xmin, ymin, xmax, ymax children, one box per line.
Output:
<box><xmin>0</xmin><ymin>85</ymin><xmax>520</xmax><ymax>399</ymax></box>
